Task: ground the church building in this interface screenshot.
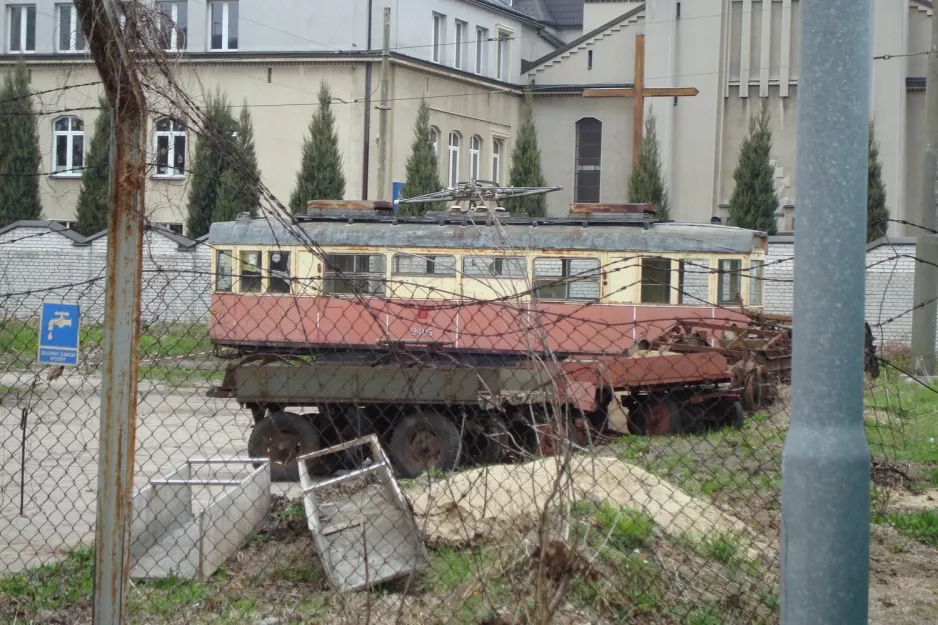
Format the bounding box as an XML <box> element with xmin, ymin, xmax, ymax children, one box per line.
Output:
<box><xmin>526</xmin><ymin>0</ymin><xmax>931</xmax><ymax>235</ymax></box>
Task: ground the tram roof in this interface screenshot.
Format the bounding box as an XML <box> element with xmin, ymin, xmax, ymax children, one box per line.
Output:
<box><xmin>208</xmin><ymin>214</ymin><xmax>766</xmax><ymax>254</ymax></box>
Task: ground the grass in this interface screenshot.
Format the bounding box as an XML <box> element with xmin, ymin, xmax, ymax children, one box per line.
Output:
<box><xmin>139</xmin><ymin>364</ymin><xmax>225</xmax><ymax>388</ymax></box>
<box><xmin>574</xmin><ymin>501</ymin><xmax>656</xmax><ymax>553</ymax></box>
<box><xmin>0</xmin><ymin>319</ymin><xmax>211</xmax><ymax>363</ymax></box>
<box><xmin>874</xmin><ymin>510</ymin><xmax>938</xmax><ymax>548</ymax></box>
<box><xmin>0</xmin><ymin>548</ymin><xmax>212</xmax><ymax>623</ymax></box>
<box><xmin>0</xmin><ymin>548</ymin><xmax>94</xmax><ymax>616</ymax></box>
<box><xmin>696</xmin><ymin>532</ymin><xmax>744</xmax><ymax>568</ymax></box>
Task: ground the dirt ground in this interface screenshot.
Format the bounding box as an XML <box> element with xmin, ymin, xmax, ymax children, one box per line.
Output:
<box><xmin>1</xmin><ymin>373</ymin><xmax>936</xmax><ymax>624</ymax></box>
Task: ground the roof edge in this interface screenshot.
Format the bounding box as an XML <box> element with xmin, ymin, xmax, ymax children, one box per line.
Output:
<box><xmin>526</xmin><ymin>3</ymin><xmax>645</xmax><ymax>70</ymax></box>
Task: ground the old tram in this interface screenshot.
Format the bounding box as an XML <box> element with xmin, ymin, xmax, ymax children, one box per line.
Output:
<box><xmin>207</xmin><ymin>184</ymin><xmax>768</xmax><ymax>479</ymax></box>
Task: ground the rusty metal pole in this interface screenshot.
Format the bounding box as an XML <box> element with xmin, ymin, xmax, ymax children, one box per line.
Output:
<box><xmin>73</xmin><ymin>1</ymin><xmax>147</xmax><ymax>623</ymax></box>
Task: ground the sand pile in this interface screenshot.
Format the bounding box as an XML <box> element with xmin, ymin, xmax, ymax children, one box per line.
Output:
<box><xmin>406</xmin><ymin>455</ymin><xmax>773</xmax><ymax>559</ymax></box>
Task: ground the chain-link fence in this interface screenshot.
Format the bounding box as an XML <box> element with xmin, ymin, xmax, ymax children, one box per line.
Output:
<box><xmin>0</xmin><ymin>212</ymin><xmax>935</xmax><ymax>625</ymax></box>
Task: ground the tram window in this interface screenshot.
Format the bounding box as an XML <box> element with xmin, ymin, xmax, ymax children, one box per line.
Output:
<box><xmin>678</xmin><ymin>258</ymin><xmax>710</xmax><ymax>304</ymax></box>
<box><xmin>641</xmin><ymin>257</ymin><xmax>672</xmax><ymax>303</ymax></box>
<box><xmin>268</xmin><ymin>251</ymin><xmax>291</xmax><ymax>294</ymax></box>
<box><xmin>749</xmin><ymin>259</ymin><xmax>765</xmax><ymax>306</ymax></box>
<box><xmin>239</xmin><ymin>250</ymin><xmax>263</xmax><ymax>293</ymax></box>
<box><xmin>463</xmin><ymin>256</ymin><xmax>527</xmax><ymax>279</ymax></box>
<box><xmin>533</xmin><ymin>258</ymin><xmax>600</xmax><ymax>301</ymax></box>
<box><xmin>215</xmin><ymin>250</ymin><xmax>233</xmax><ymax>292</ymax></box>
<box><xmin>392</xmin><ymin>254</ymin><xmax>456</xmax><ymax>276</ymax></box>
<box><xmin>717</xmin><ymin>259</ymin><xmax>742</xmax><ymax>304</ymax></box>
<box><xmin>323</xmin><ymin>253</ymin><xmax>386</xmax><ymax>296</ymax></box>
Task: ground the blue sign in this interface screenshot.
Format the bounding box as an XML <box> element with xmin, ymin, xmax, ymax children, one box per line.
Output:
<box><xmin>392</xmin><ymin>181</ymin><xmax>405</xmax><ymax>212</ymax></box>
<box><xmin>38</xmin><ymin>302</ymin><xmax>80</xmax><ymax>366</ymax></box>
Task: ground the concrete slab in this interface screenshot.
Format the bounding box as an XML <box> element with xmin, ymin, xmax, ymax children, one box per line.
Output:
<box><xmin>0</xmin><ymin>371</ymin><xmax>253</xmax><ymax>573</ymax></box>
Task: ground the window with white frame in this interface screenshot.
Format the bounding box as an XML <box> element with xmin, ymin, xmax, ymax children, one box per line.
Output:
<box><xmin>8</xmin><ymin>5</ymin><xmax>36</xmax><ymax>53</ymax></box>
<box><xmin>210</xmin><ymin>0</ymin><xmax>238</xmax><ymax>51</ymax></box>
<box><xmin>448</xmin><ymin>132</ymin><xmax>460</xmax><ymax>188</ymax></box>
<box><xmin>154</xmin><ymin>118</ymin><xmax>187</xmax><ymax>177</ymax></box>
<box><xmin>432</xmin><ymin>13</ymin><xmax>446</xmax><ymax>64</ymax></box>
<box><xmin>469</xmin><ymin>135</ymin><xmax>482</xmax><ymax>181</ymax></box>
<box><xmin>56</xmin><ymin>4</ymin><xmax>86</xmax><ymax>53</ymax></box>
<box><xmin>430</xmin><ymin>126</ymin><xmax>440</xmax><ymax>156</ymax></box>
<box><xmin>454</xmin><ymin>20</ymin><xmax>468</xmax><ymax>70</ymax></box>
<box><xmin>717</xmin><ymin>259</ymin><xmax>742</xmax><ymax>305</ymax></box>
<box><xmin>749</xmin><ymin>259</ymin><xmax>765</xmax><ymax>306</ymax></box>
<box><xmin>475</xmin><ymin>27</ymin><xmax>488</xmax><ymax>75</ymax></box>
<box><xmin>463</xmin><ymin>256</ymin><xmax>527</xmax><ymax>279</ymax></box>
<box><xmin>495</xmin><ymin>29</ymin><xmax>511</xmax><ymax>80</ymax></box>
<box><xmin>492</xmin><ymin>139</ymin><xmax>502</xmax><ymax>184</ymax></box>
<box><xmin>533</xmin><ymin>258</ymin><xmax>601</xmax><ymax>301</ymax></box>
<box><xmin>158</xmin><ymin>1</ymin><xmax>188</xmax><ymax>51</ymax></box>
<box><xmin>53</xmin><ymin>116</ymin><xmax>84</xmax><ymax>175</ymax></box>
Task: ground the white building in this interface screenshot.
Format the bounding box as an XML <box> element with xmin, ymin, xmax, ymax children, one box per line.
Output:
<box><xmin>0</xmin><ymin>0</ymin><xmax>932</xmax><ymax>235</ymax></box>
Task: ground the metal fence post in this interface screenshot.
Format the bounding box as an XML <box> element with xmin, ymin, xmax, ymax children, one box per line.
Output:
<box><xmin>781</xmin><ymin>0</ymin><xmax>871</xmax><ymax>623</ymax></box>
<box><xmin>74</xmin><ymin>1</ymin><xmax>147</xmax><ymax>623</ymax></box>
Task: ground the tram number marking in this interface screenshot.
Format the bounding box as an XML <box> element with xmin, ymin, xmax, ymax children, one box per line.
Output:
<box><xmin>410</xmin><ymin>327</ymin><xmax>433</xmax><ymax>338</ymax></box>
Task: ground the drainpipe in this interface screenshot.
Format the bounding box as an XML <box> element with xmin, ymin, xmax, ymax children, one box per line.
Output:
<box><xmin>362</xmin><ymin>0</ymin><xmax>374</xmax><ymax>199</ymax></box>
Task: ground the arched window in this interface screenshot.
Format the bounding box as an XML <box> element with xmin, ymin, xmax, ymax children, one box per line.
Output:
<box><xmin>469</xmin><ymin>135</ymin><xmax>482</xmax><ymax>181</ymax></box>
<box><xmin>492</xmin><ymin>139</ymin><xmax>503</xmax><ymax>184</ymax></box>
<box><xmin>574</xmin><ymin>117</ymin><xmax>602</xmax><ymax>203</ymax></box>
<box><xmin>429</xmin><ymin>126</ymin><xmax>440</xmax><ymax>156</ymax></box>
<box><xmin>53</xmin><ymin>116</ymin><xmax>84</xmax><ymax>175</ymax></box>
<box><xmin>155</xmin><ymin>118</ymin><xmax>187</xmax><ymax>177</ymax></box>
<box><xmin>448</xmin><ymin>131</ymin><xmax>461</xmax><ymax>188</ymax></box>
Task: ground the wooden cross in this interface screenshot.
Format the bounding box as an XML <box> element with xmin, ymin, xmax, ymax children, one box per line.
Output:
<box><xmin>582</xmin><ymin>33</ymin><xmax>698</xmax><ymax>164</ymax></box>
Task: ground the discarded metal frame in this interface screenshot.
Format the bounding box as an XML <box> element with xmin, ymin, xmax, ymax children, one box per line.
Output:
<box><xmin>297</xmin><ymin>435</ymin><xmax>428</xmax><ymax>591</ymax></box>
<box><xmin>129</xmin><ymin>458</ymin><xmax>271</xmax><ymax>581</ymax></box>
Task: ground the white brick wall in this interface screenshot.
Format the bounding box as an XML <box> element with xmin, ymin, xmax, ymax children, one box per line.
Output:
<box><xmin>764</xmin><ymin>237</ymin><xmax>932</xmax><ymax>351</ymax></box>
<box><xmin>0</xmin><ymin>222</ymin><xmax>210</xmax><ymax>325</ymax></box>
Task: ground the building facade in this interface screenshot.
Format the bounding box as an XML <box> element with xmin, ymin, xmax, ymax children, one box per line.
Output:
<box><xmin>1</xmin><ymin>0</ymin><xmax>933</xmax><ymax>234</ymax></box>
<box><xmin>0</xmin><ymin>0</ymin><xmax>559</xmax><ymax>232</ymax></box>
<box><xmin>527</xmin><ymin>0</ymin><xmax>932</xmax><ymax>235</ymax></box>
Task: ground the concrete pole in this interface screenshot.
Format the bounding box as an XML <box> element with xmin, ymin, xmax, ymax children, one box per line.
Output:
<box><xmin>781</xmin><ymin>0</ymin><xmax>871</xmax><ymax>622</ymax></box>
<box><xmin>910</xmin><ymin>7</ymin><xmax>938</xmax><ymax>376</ymax></box>
<box><xmin>74</xmin><ymin>1</ymin><xmax>146</xmax><ymax>623</ymax></box>
<box><xmin>376</xmin><ymin>8</ymin><xmax>391</xmax><ymax>201</ymax></box>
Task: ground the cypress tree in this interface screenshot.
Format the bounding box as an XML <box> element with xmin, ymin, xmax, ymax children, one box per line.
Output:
<box><xmin>728</xmin><ymin>101</ymin><xmax>779</xmax><ymax>234</ymax></box>
<box><xmin>867</xmin><ymin>120</ymin><xmax>889</xmax><ymax>243</ymax></box>
<box><xmin>213</xmin><ymin>104</ymin><xmax>261</xmax><ymax>222</ymax></box>
<box><xmin>185</xmin><ymin>90</ymin><xmax>235</xmax><ymax>238</ymax></box>
<box><xmin>398</xmin><ymin>99</ymin><xmax>442</xmax><ymax>216</ymax></box>
<box><xmin>74</xmin><ymin>97</ymin><xmax>112</xmax><ymax>236</ymax></box>
<box><xmin>0</xmin><ymin>63</ymin><xmax>42</xmax><ymax>227</ymax></box>
<box><xmin>505</xmin><ymin>89</ymin><xmax>547</xmax><ymax>217</ymax></box>
<box><xmin>627</xmin><ymin>111</ymin><xmax>671</xmax><ymax>221</ymax></box>
<box><xmin>289</xmin><ymin>82</ymin><xmax>346</xmax><ymax>214</ymax></box>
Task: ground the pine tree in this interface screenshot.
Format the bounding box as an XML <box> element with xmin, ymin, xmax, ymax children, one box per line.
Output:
<box><xmin>185</xmin><ymin>90</ymin><xmax>236</xmax><ymax>238</ymax></box>
<box><xmin>0</xmin><ymin>63</ymin><xmax>42</xmax><ymax>227</ymax></box>
<box><xmin>398</xmin><ymin>99</ymin><xmax>442</xmax><ymax>216</ymax></box>
<box><xmin>627</xmin><ymin>111</ymin><xmax>671</xmax><ymax>221</ymax></box>
<box><xmin>74</xmin><ymin>97</ymin><xmax>112</xmax><ymax>236</ymax></box>
<box><xmin>289</xmin><ymin>82</ymin><xmax>346</xmax><ymax>214</ymax></box>
<box><xmin>867</xmin><ymin>120</ymin><xmax>889</xmax><ymax>243</ymax></box>
<box><xmin>213</xmin><ymin>104</ymin><xmax>261</xmax><ymax>222</ymax></box>
<box><xmin>505</xmin><ymin>89</ymin><xmax>548</xmax><ymax>217</ymax></box>
<box><xmin>728</xmin><ymin>101</ymin><xmax>779</xmax><ymax>234</ymax></box>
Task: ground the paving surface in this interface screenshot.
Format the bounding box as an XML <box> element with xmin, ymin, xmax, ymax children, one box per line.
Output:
<box><xmin>0</xmin><ymin>370</ymin><xmax>300</xmax><ymax>573</ymax></box>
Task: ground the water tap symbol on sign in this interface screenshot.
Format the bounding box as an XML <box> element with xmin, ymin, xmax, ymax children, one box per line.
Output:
<box><xmin>47</xmin><ymin>311</ymin><xmax>73</xmax><ymax>340</ymax></box>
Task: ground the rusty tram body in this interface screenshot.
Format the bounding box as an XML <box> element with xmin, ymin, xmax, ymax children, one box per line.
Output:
<box><xmin>207</xmin><ymin>190</ymin><xmax>770</xmax><ymax>478</ymax></box>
